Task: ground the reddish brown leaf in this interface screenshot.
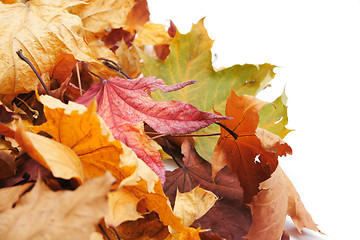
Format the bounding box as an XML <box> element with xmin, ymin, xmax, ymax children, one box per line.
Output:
<box><xmin>164</xmin><ymin>138</ymin><xmax>252</xmax><ymax>240</ymax></box>
<box><xmin>212</xmin><ymin>91</ymin><xmax>292</xmax><ymax>203</ymax></box>
<box><xmin>76</xmin><ymin>76</ymin><xmax>228</xmax><ymax>181</ymax></box>
<box><xmin>102</xmin><ymin>28</ymin><xmax>135</xmax><ymax>52</ymax></box>
<box><xmin>99</xmin><ymin>212</ymin><xmax>170</xmax><ymax>240</ymax></box>
<box><xmin>125</xmin><ymin>0</ymin><xmax>150</xmax><ymax>33</ymax></box>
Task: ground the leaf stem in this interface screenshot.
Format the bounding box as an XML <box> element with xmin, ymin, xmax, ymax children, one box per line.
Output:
<box><xmin>97</xmin><ymin>57</ymin><xmax>131</xmax><ymax>79</ymax></box>
<box><xmin>98</xmin><ymin>224</ymin><xmax>111</xmax><ymax>240</ymax></box>
<box><xmin>16</xmin><ymin>49</ymin><xmax>51</xmax><ymax>96</ymax></box>
<box><xmin>75</xmin><ymin>62</ymin><xmax>83</xmax><ymax>96</ymax></box>
<box><xmin>81</xmin><ymin>61</ymin><xmax>104</xmax><ymax>81</ymax></box>
<box><xmin>162</xmin><ymin>136</ymin><xmax>183</xmax><ymax>168</ymax></box>
<box><xmin>216</xmin><ymin>122</ymin><xmax>238</xmax><ymax>140</ymax></box>
<box><xmin>15</xmin><ymin>97</ymin><xmax>39</xmax><ymax>119</ymax></box>
<box><xmin>149</xmin><ymin>132</ymin><xmax>221</xmax><ymax>140</ymax></box>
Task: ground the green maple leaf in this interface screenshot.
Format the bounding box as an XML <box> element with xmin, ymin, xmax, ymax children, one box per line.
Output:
<box><xmin>258</xmin><ymin>90</ymin><xmax>293</xmax><ymax>139</ymax></box>
<box><xmin>138</xmin><ymin>18</ymin><xmax>278</xmax><ymax>161</ymax></box>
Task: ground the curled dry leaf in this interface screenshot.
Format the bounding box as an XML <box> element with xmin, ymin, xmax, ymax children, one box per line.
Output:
<box><xmin>0</xmin><ymin>172</ymin><xmax>115</xmax><ymax>240</ymax></box>
<box><xmin>173</xmin><ymin>186</ymin><xmax>218</xmax><ymax>227</ymax></box>
<box><xmin>245</xmin><ymin>166</ymin><xmax>321</xmax><ymax>240</ymax></box>
<box><xmin>15</xmin><ymin>120</ymin><xmax>85</xmax><ymax>183</ymax></box>
<box><xmin>0</xmin><ymin>0</ymin><xmax>97</xmax><ymax>94</ymax></box>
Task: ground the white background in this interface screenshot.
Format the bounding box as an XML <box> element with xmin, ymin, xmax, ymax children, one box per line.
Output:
<box><xmin>147</xmin><ymin>0</ymin><xmax>360</xmax><ymax>239</ymax></box>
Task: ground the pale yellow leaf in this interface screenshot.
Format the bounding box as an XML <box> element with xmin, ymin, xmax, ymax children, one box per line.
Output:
<box><xmin>0</xmin><ymin>183</ymin><xmax>33</xmax><ymax>213</ymax></box>
<box><xmin>69</xmin><ymin>0</ymin><xmax>135</xmax><ymax>33</ymax></box>
<box><xmin>15</xmin><ymin>120</ymin><xmax>85</xmax><ymax>183</ymax></box>
<box><xmin>0</xmin><ymin>172</ymin><xmax>115</xmax><ymax>240</ymax></box>
<box><xmin>173</xmin><ymin>186</ymin><xmax>218</xmax><ymax>227</ymax></box>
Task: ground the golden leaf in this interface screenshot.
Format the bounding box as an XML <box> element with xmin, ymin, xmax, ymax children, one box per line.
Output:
<box><xmin>69</xmin><ymin>0</ymin><xmax>135</xmax><ymax>33</ymax></box>
<box><xmin>0</xmin><ymin>0</ymin><xmax>97</xmax><ymax>94</ymax></box>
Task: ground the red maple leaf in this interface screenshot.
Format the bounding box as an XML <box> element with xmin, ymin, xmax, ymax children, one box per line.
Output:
<box><xmin>75</xmin><ymin>76</ymin><xmax>229</xmax><ymax>182</ymax></box>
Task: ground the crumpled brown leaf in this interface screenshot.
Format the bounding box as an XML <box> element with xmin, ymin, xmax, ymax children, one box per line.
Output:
<box><xmin>245</xmin><ymin>166</ymin><xmax>322</xmax><ymax>240</ymax></box>
<box><xmin>0</xmin><ymin>172</ymin><xmax>115</xmax><ymax>240</ymax></box>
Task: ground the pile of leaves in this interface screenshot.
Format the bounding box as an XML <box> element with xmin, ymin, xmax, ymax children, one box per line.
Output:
<box><xmin>0</xmin><ymin>0</ymin><xmax>322</xmax><ymax>239</ymax></box>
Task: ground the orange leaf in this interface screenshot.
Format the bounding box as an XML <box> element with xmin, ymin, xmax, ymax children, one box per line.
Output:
<box><xmin>212</xmin><ymin>91</ymin><xmax>291</xmax><ymax>202</ymax></box>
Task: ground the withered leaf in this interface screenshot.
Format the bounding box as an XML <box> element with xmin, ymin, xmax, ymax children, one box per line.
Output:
<box><xmin>0</xmin><ymin>172</ymin><xmax>114</xmax><ymax>240</ymax></box>
<box><xmin>164</xmin><ymin>138</ymin><xmax>252</xmax><ymax>240</ymax></box>
<box><xmin>212</xmin><ymin>92</ymin><xmax>292</xmax><ymax>202</ymax></box>
<box><xmin>75</xmin><ymin>76</ymin><xmax>228</xmax><ymax>181</ymax></box>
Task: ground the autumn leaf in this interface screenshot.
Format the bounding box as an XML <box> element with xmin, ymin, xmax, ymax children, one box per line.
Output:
<box><xmin>164</xmin><ymin>138</ymin><xmax>252</xmax><ymax>240</ymax></box>
<box><xmin>0</xmin><ymin>0</ymin><xmax>97</xmax><ymax>95</ymax></box>
<box><xmin>258</xmin><ymin>90</ymin><xmax>292</xmax><ymax>138</ymax></box>
<box><xmin>0</xmin><ymin>172</ymin><xmax>114</xmax><ymax>240</ymax></box>
<box><xmin>98</xmin><ymin>212</ymin><xmax>169</xmax><ymax>240</ymax></box>
<box><xmin>0</xmin><ymin>183</ymin><xmax>33</xmax><ymax>213</ymax></box>
<box><xmin>75</xmin><ymin>76</ymin><xmax>229</xmax><ymax>181</ymax></box>
<box><xmin>139</xmin><ymin>18</ymin><xmax>276</xmax><ymax>160</ymax></box>
<box><xmin>212</xmin><ymin>91</ymin><xmax>292</xmax><ymax>203</ymax></box>
<box><xmin>68</xmin><ymin>0</ymin><xmax>136</xmax><ymax>34</ymax></box>
<box><xmin>31</xmin><ymin>95</ymin><xmax>197</xmax><ymax>235</ymax></box>
<box><xmin>173</xmin><ymin>186</ymin><xmax>218</xmax><ymax>227</ymax></box>
<box><xmin>15</xmin><ymin>119</ymin><xmax>85</xmax><ymax>183</ymax></box>
<box><xmin>245</xmin><ymin>166</ymin><xmax>321</xmax><ymax>240</ymax></box>
<box><xmin>124</xmin><ymin>0</ymin><xmax>150</xmax><ymax>32</ymax></box>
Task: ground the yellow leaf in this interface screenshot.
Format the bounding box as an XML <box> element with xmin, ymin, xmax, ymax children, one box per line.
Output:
<box><xmin>134</xmin><ymin>22</ymin><xmax>173</xmax><ymax>47</ymax></box>
<box><xmin>0</xmin><ymin>172</ymin><xmax>114</xmax><ymax>240</ymax></box>
<box><xmin>15</xmin><ymin>120</ymin><xmax>85</xmax><ymax>183</ymax></box>
<box><xmin>115</xmin><ymin>40</ymin><xmax>141</xmax><ymax>78</ymax></box>
<box><xmin>0</xmin><ymin>0</ymin><xmax>97</xmax><ymax>94</ymax></box>
<box><xmin>173</xmin><ymin>186</ymin><xmax>218</xmax><ymax>227</ymax></box>
<box><xmin>33</xmin><ymin>95</ymin><xmax>187</xmax><ymax>232</ymax></box>
<box><xmin>69</xmin><ymin>0</ymin><xmax>135</xmax><ymax>33</ymax></box>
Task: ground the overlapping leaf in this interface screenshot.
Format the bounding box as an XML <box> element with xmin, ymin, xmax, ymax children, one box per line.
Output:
<box><xmin>212</xmin><ymin>91</ymin><xmax>292</xmax><ymax>202</ymax></box>
<box><xmin>69</xmin><ymin>0</ymin><xmax>135</xmax><ymax>33</ymax></box>
<box><xmin>245</xmin><ymin>166</ymin><xmax>321</xmax><ymax>240</ymax></box>
<box><xmin>164</xmin><ymin>138</ymin><xmax>252</xmax><ymax>240</ymax></box>
<box><xmin>139</xmin><ymin>18</ymin><xmax>277</xmax><ymax>160</ymax></box>
<box><xmin>30</xmin><ymin>95</ymin><xmax>198</xmax><ymax>236</ymax></box>
<box><xmin>0</xmin><ymin>173</ymin><xmax>114</xmax><ymax>240</ymax></box>
<box><xmin>0</xmin><ymin>0</ymin><xmax>97</xmax><ymax>94</ymax></box>
<box><xmin>75</xmin><ymin>76</ymin><xmax>229</xmax><ymax>181</ymax></box>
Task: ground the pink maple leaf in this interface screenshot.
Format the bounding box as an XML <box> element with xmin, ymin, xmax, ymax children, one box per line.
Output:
<box><xmin>76</xmin><ymin>76</ymin><xmax>229</xmax><ymax>182</ymax></box>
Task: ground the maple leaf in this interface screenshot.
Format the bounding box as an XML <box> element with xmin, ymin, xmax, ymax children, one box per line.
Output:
<box><xmin>68</xmin><ymin>0</ymin><xmax>136</xmax><ymax>34</ymax></box>
<box><xmin>75</xmin><ymin>76</ymin><xmax>229</xmax><ymax>181</ymax></box>
<box><xmin>258</xmin><ymin>90</ymin><xmax>293</xmax><ymax>138</ymax></box>
<box><xmin>164</xmin><ymin>138</ymin><xmax>252</xmax><ymax>240</ymax></box>
<box><xmin>31</xmin><ymin>96</ymin><xmax>197</xmax><ymax>235</ymax></box>
<box><xmin>0</xmin><ymin>0</ymin><xmax>97</xmax><ymax>95</ymax></box>
<box><xmin>0</xmin><ymin>172</ymin><xmax>114</xmax><ymax>240</ymax></box>
<box><xmin>245</xmin><ymin>166</ymin><xmax>321</xmax><ymax>240</ymax></box>
<box><xmin>212</xmin><ymin>91</ymin><xmax>292</xmax><ymax>203</ymax></box>
<box><xmin>139</xmin><ymin>18</ymin><xmax>277</xmax><ymax>160</ymax></box>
